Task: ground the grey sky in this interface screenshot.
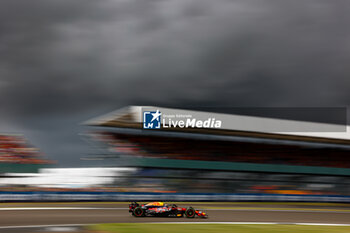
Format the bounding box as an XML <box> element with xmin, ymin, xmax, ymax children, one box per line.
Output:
<box><xmin>1</xmin><ymin>0</ymin><xmax>350</xmax><ymax>166</ymax></box>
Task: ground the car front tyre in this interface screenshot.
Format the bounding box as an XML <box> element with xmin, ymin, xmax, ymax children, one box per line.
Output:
<box><xmin>185</xmin><ymin>207</ymin><xmax>195</xmax><ymax>218</ymax></box>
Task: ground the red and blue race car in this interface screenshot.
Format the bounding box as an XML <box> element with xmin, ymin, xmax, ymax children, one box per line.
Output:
<box><xmin>129</xmin><ymin>202</ymin><xmax>208</xmax><ymax>218</ymax></box>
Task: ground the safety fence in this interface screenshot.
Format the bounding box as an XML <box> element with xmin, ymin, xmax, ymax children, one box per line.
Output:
<box><xmin>0</xmin><ymin>192</ymin><xmax>349</xmax><ymax>202</ymax></box>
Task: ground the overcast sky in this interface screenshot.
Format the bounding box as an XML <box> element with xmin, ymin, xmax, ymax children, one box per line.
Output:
<box><xmin>1</xmin><ymin>0</ymin><xmax>350</xmax><ymax>166</ymax></box>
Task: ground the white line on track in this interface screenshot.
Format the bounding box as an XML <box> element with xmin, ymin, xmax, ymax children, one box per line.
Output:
<box><xmin>151</xmin><ymin>222</ymin><xmax>350</xmax><ymax>226</ymax></box>
<box><xmin>2</xmin><ymin>222</ymin><xmax>350</xmax><ymax>229</ymax></box>
<box><xmin>1</xmin><ymin>207</ymin><xmax>350</xmax><ymax>214</ymax></box>
<box><xmin>0</xmin><ymin>224</ymin><xmax>92</xmax><ymax>229</ymax></box>
<box><xmin>207</xmin><ymin>208</ymin><xmax>350</xmax><ymax>213</ymax></box>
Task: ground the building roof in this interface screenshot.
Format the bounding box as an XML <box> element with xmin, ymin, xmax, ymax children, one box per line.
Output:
<box><xmin>84</xmin><ymin>106</ymin><xmax>350</xmax><ymax>147</ymax></box>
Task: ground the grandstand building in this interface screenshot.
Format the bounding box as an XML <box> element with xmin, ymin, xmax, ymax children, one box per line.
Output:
<box><xmin>0</xmin><ymin>134</ymin><xmax>53</xmax><ymax>174</ymax></box>
<box><xmin>85</xmin><ymin>106</ymin><xmax>350</xmax><ymax>195</ymax></box>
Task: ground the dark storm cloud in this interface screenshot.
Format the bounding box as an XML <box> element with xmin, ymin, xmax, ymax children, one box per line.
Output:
<box><xmin>1</xmin><ymin>0</ymin><xmax>350</xmax><ymax>165</ymax></box>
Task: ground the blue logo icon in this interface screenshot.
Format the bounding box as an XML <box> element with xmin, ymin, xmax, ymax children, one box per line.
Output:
<box><xmin>143</xmin><ymin>110</ymin><xmax>161</xmax><ymax>129</ymax></box>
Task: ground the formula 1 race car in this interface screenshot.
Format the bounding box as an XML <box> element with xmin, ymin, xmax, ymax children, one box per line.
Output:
<box><xmin>129</xmin><ymin>202</ymin><xmax>208</xmax><ymax>218</ymax></box>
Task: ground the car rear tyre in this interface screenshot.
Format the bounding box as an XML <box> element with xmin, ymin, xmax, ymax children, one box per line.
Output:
<box><xmin>133</xmin><ymin>207</ymin><xmax>145</xmax><ymax>217</ymax></box>
<box><xmin>185</xmin><ymin>207</ymin><xmax>195</xmax><ymax>218</ymax></box>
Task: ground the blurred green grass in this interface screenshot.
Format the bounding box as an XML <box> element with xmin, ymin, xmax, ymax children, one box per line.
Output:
<box><xmin>89</xmin><ymin>223</ymin><xmax>350</xmax><ymax>233</ymax></box>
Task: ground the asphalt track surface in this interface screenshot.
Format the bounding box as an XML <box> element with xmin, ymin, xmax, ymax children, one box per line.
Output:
<box><xmin>1</xmin><ymin>202</ymin><xmax>350</xmax><ymax>232</ymax></box>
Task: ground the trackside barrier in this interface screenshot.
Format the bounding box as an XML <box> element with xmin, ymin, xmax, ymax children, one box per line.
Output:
<box><xmin>0</xmin><ymin>192</ymin><xmax>349</xmax><ymax>202</ymax></box>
